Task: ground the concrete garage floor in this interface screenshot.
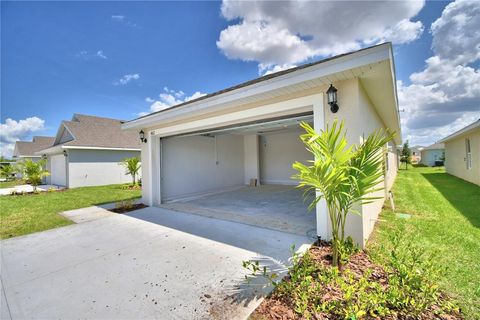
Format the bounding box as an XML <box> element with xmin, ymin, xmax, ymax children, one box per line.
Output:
<box><xmin>162</xmin><ymin>185</ymin><xmax>317</xmax><ymax>238</ymax></box>
<box><xmin>1</xmin><ymin>206</ymin><xmax>311</xmax><ymax>320</ymax></box>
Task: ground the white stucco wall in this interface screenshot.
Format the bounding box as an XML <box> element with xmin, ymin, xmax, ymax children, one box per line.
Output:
<box><xmin>160</xmin><ymin>134</ymin><xmax>245</xmax><ymax>200</ymax></box>
<box><xmin>67</xmin><ymin>149</ymin><xmax>140</xmax><ymax>188</ymax></box>
<box><xmin>421</xmin><ymin>149</ymin><xmax>444</xmax><ymax>167</ymax></box>
<box><xmin>50</xmin><ymin>154</ymin><xmax>67</xmax><ymax>186</ymax></box>
<box><xmin>259</xmin><ymin>128</ymin><xmax>311</xmax><ymax>185</ymax></box>
<box><xmin>444</xmin><ymin>131</ymin><xmax>480</xmax><ymax>185</ymax></box>
<box><xmin>323</xmin><ymin>78</ymin><xmax>397</xmax><ymax>247</ymax></box>
<box><xmin>244</xmin><ymin>135</ymin><xmax>260</xmax><ymax>185</ymax></box>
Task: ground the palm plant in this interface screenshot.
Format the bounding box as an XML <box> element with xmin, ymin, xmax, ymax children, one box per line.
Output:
<box><xmin>0</xmin><ymin>164</ymin><xmax>16</xmax><ymax>181</ymax></box>
<box><xmin>19</xmin><ymin>159</ymin><xmax>50</xmax><ymax>191</ymax></box>
<box><xmin>120</xmin><ymin>156</ymin><xmax>141</xmax><ymax>185</ymax></box>
<box><xmin>293</xmin><ymin>120</ymin><xmax>394</xmax><ymax>267</ymax></box>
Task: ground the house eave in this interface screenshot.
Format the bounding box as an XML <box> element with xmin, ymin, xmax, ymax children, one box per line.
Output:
<box><xmin>438</xmin><ymin>120</ymin><xmax>480</xmax><ymax>143</ymax></box>
<box><xmin>122</xmin><ymin>43</ymin><xmax>397</xmax><ymax>133</ymax></box>
<box><xmin>35</xmin><ymin>145</ymin><xmax>141</xmax><ymax>155</ymax></box>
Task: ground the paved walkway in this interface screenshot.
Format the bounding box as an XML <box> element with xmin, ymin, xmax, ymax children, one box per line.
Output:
<box><xmin>1</xmin><ymin>206</ymin><xmax>311</xmax><ymax>319</ymax></box>
<box><xmin>0</xmin><ymin>184</ymin><xmax>64</xmax><ymax>196</ymax></box>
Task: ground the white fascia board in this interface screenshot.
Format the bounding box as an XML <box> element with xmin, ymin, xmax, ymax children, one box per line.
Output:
<box><xmin>35</xmin><ymin>145</ymin><xmax>64</xmax><ymax>155</ymax></box>
<box><xmin>150</xmin><ymin>94</ymin><xmax>320</xmax><ymax>138</ymax></box>
<box><xmin>62</xmin><ymin>146</ymin><xmax>141</xmax><ymax>151</ymax></box>
<box><xmin>387</xmin><ymin>45</ymin><xmax>402</xmax><ymax>143</ymax></box>
<box><xmin>123</xmin><ymin>44</ymin><xmax>391</xmax><ymax>130</ymax></box>
<box><xmin>439</xmin><ymin>120</ymin><xmax>480</xmax><ymax>143</ymax></box>
<box><xmin>17</xmin><ymin>155</ymin><xmax>42</xmax><ymax>158</ymax></box>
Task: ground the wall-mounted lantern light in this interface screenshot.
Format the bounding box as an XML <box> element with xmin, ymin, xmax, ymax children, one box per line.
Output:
<box><xmin>63</xmin><ymin>150</ymin><xmax>68</xmax><ymax>157</ymax></box>
<box><xmin>42</xmin><ymin>154</ymin><xmax>47</xmax><ymax>160</ymax></box>
<box><xmin>326</xmin><ymin>84</ymin><xmax>339</xmax><ymax>113</ymax></box>
<box><xmin>139</xmin><ymin>130</ymin><xmax>147</xmax><ymax>143</ymax></box>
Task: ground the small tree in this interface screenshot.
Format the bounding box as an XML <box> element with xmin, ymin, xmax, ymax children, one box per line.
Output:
<box><xmin>293</xmin><ymin>120</ymin><xmax>394</xmax><ymax>267</ymax></box>
<box><xmin>0</xmin><ymin>164</ymin><xmax>16</xmax><ymax>181</ymax></box>
<box><xmin>19</xmin><ymin>159</ymin><xmax>50</xmax><ymax>191</ymax></box>
<box><xmin>120</xmin><ymin>157</ymin><xmax>141</xmax><ymax>185</ymax></box>
<box><xmin>400</xmin><ymin>141</ymin><xmax>412</xmax><ymax>170</ymax></box>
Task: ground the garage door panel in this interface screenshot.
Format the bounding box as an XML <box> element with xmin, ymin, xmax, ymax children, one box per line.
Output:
<box><xmin>50</xmin><ymin>154</ymin><xmax>67</xmax><ymax>186</ymax></box>
<box><xmin>161</xmin><ymin>135</ymin><xmax>244</xmax><ymax>201</ymax></box>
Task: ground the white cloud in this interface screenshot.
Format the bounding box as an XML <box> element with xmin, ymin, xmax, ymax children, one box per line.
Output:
<box><xmin>140</xmin><ymin>88</ymin><xmax>207</xmax><ymax>116</ymax></box>
<box><xmin>75</xmin><ymin>50</ymin><xmax>108</xmax><ymax>60</ymax></box>
<box><xmin>398</xmin><ymin>0</ymin><xmax>480</xmax><ymax>146</ymax></box>
<box><xmin>96</xmin><ymin>50</ymin><xmax>107</xmax><ymax>59</ymax></box>
<box><xmin>0</xmin><ymin>117</ymin><xmax>45</xmax><ymax>157</ymax></box>
<box><xmin>114</xmin><ymin>73</ymin><xmax>140</xmax><ymax>86</ymax></box>
<box><xmin>430</xmin><ymin>0</ymin><xmax>480</xmax><ymax>65</ymax></box>
<box><xmin>111</xmin><ymin>14</ymin><xmax>139</xmax><ymax>29</ymax></box>
<box><xmin>217</xmin><ymin>0</ymin><xmax>424</xmax><ymax>74</ymax></box>
<box><xmin>111</xmin><ymin>15</ymin><xmax>125</xmax><ymax>22</ymax></box>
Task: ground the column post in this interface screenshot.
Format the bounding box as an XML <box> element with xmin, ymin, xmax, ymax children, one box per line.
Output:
<box><xmin>313</xmin><ymin>94</ymin><xmax>330</xmax><ymax>240</ymax></box>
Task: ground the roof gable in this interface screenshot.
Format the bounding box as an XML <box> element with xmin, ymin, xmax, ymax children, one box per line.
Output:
<box><xmin>13</xmin><ymin>136</ymin><xmax>55</xmax><ymax>157</ymax></box>
<box><xmin>49</xmin><ymin>114</ymin><xmax>141</xmax><ymax>150</ymax></box>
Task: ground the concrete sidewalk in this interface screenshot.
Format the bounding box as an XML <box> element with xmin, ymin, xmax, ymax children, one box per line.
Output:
<box><xmin>1</xmin><ymin>206</ymin><xmax>311</xmax><ymax>319</ymax></box>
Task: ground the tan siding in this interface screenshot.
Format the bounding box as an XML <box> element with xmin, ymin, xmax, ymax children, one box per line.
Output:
<box><xmin>444</xmin><ymin>130</ymin><xmax>480</xmax><ymax>185</ymax></box>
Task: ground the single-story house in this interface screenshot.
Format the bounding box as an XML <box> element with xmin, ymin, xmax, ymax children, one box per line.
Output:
<box><xmin>410</xmin><ymin>146</ymin><xmax>423</xmax><ymax>164</ymax></box>
<box><xmin>122</xmin><ymin>43</ymin><xmax>401</xmax><ymax>247</ymax></box>
<box><xmin>439</xmin><ymin>119</ymin><xmax>479</xmax><ymax>185</ymax></box>
<box><xmin>420</xmin><ymin>143</ymin><xmax>445</xmax><ymax>167</ymax></box>
<box><xmin>12</xmin><ymin>136</ymin><xmax>55</xmax><ymax>179</ymax></box>
<box><xmin>37</xmin><ymin>114</ymin><xmax>141</xmax><ymax>188</ymax></box>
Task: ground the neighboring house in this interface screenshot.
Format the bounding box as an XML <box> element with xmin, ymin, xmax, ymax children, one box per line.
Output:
<box><xmin>13</xmin><ymin>136</ymin><xmax>55</xmax><ymax>162</ymax></box>
<box><xmin>122</xmin><ymin>43</ymin><xmax>401</xmax><ymax>247</ymax></box>
<box><xmin>410</xmin><ymin>146</ymin><xmax>423</xmax><ymax>164</ymax></box>
<box><xmin>420</xmin><ymin>143</ymin><xmax>445</xmax><ymax>167</ymax></box>
<box><xmin>12</xmin><ymin>136</ymin><xmax>55</xmax><ymax>178</ymax></box>
<box><xmin>37</xmin><ymin>114</ymin><xmax>141</xmax><ymax>188</ymax></box>
<box><xmin>439</xmin><ymin>119</ymin><xmax>480</xmax><ymax>186</ymax></box>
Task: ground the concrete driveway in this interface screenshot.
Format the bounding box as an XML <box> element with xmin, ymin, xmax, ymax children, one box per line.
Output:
<box><xmin>1</xmin><ymin>206</ymin><xmax>311</xmax><ymax>319</ymax></box>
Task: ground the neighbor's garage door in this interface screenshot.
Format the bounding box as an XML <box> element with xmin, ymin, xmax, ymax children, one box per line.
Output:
<box><xmin>50</xmin><ymin>154</ymin><xmax>67</xmax><ymax>186</ymax></box>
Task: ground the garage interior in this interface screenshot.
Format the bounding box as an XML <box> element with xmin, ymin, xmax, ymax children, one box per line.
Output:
<box><xmin>158</xmin><ymin>114</ymin><xmax>317</xmax><ymax>238</ymax></box>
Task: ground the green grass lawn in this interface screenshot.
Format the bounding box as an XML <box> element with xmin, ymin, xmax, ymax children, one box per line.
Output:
<box><xmin>0</xmin><ymin>184</ymin><xmax>141</xmax><ymax>239</ymax></box>
<box><xmin>368</xmin><ymin>166</ymin><xmax>480</xmax><ymax>318</ymax></box>
<box><xmin>0</xmin><ymin>179</ymin><xmax>25</xmax><ymax>188</ymax></box>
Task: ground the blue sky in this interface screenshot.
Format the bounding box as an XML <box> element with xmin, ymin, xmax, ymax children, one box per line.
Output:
<box><xmin>1</xmin><ymin>0</ymin><xmax>479</xmax><ymax>157</ymax></box>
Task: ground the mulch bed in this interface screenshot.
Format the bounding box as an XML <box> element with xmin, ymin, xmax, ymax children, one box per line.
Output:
<box><xmin>109</xmin><ymin>203</ymin><xmax>147</xmax><ymax>214</ymax></box>
<box><xmin>250</xmin><ymin>241</ymin><xmax>461</xmax><ymax>320</ymax></box>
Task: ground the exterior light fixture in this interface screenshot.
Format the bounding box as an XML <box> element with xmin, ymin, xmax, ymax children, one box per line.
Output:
<box><xmin>63</xmin><ymin>150</ymin><xmax>68</xmax><ymax>157</ymax></box>
<box><xmin>139</xmin><ymin>130</ymin><xmax>147</xmax><ymax>143</ymax></box>
<box><xmin>326</xmin><ymin>84</ymin><xmax>339</xmax><ymax>113</ymax></box>
<box><xmin>42</xmin><ymin>154</ymin><xmax>47</xmax><ymax>160</ymax></box>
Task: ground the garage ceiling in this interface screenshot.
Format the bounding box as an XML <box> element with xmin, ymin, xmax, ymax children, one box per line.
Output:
<box><xmin>166</xmin><ymin>113</ymin><xmax>313</xmax><ymax>138</ymax></box>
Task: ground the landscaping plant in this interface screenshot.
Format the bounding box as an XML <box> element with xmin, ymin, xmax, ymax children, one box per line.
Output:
<box><xmin>400</xmin><ymin>140</ymin><xmax>412</xmax><ymax>170</ymax></box>
<box><xmin>18</xmin><ymin>159</ymin><xmax>50</xmax><ymax>191</ymax></box>
<box><xmin>0</xmin><ymin>164</ymin><xmax>16</xmax><ymax>181</ymax></box>
<box><xmin>245</xmin><ymin>235</ymin><xmax>459</xmax><ymax>319</ymax></box>
<box><xmin>293</xmin><ymin>120</ymin><xmax>394</xmax><ymax>267</ymax></box>
<box><xmin>120</xmin><ymin>156</ymin><xmax>141</xmax><ymax>185</ymax></box>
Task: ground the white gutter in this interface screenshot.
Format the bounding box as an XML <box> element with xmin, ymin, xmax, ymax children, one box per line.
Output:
<box><xmin>62</xmin><ymin>146</ymin><xmax>140</xmax><ymax>151</ymax></box>
<box><xmin>439</xmin><ymin>120</ymin><xmax>480</xmax><ymax>143</ymax></box>
<box><xmin>35</xmin><ymin>145</ymin><xmax>140</xmax><ymax>155</ymax></box>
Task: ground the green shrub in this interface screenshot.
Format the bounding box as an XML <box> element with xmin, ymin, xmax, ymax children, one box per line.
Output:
<box><xmin>244</xmin><ymin>236</ymin><xmax>458</xmax><ymax>319</ymax></box>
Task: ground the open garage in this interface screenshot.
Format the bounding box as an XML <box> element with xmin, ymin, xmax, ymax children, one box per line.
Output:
<box><xmin>123</xmin><ymin>43</ymin><xmax>402</xmax><ymax>247</ymax></box>
<box><xmin>158</xmin><ymin>115</ymin><xmax>316</xmax><ymax>238</ymax></box>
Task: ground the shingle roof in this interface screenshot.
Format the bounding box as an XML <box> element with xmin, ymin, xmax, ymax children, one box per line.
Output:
<box><xmin>423</xmin><ymin>143</ymin><xmax>445</xmax><ymax>150</ymax></box>
<box><xmin>14</xmin><ymin>136</ymin><xmax>55</xmax><ymax>157</ymax></box>
<box><xmin>55</xmin><ymin>114</ymin><xmax>141</xmax><ymax>149</ymax></box>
